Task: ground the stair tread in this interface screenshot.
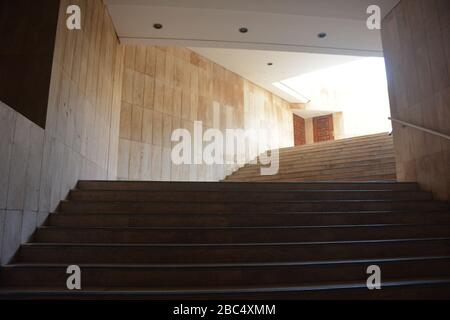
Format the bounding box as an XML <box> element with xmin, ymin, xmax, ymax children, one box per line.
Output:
<box><xmin>72</xmin><ymin>189</ymin><xmax>423</xmax><ymax>193</ymax></box>
<box><xmin>78</xmin><ymin>180</ymin><xmax>417</xmax><ymax>186</ymax></box>
<box><xmin>61</xmin><ymin>199</ymin><xmax>439</xmax><ymax>203</ymax></box>
<box><xmin>22</xmin><ymin>237</ymin><xmax>450</xmax><ymax>247</ymax></box>
<box><xmin>226</xmin><ymin>133</ymin><xmax>396</xmax><ymax>182</ymax></box>
<box><xmin>37</xmin><ymin>223</ymin><xmax>450</xmax><ymax>231</ymax></box>
<box><xmin>1</xmin><ymin>278</ymin><xmax>450</xmax><ymax>296</ymax></box>
<box><xmin>1</xmin><ymin>133</ymin><xmax>447</xmax><ymax>299</ymax></box>
<box><xmin>49</xmin><ymin>210</ymin><xmax>449</xmax><ymax>216</ymax></box>
<box><xmin>7</xmin><ymin>255</ymin><xmax>450</xmax><ymax>268</ymax></box>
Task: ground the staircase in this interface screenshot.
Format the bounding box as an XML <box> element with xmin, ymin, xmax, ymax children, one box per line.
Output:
<box><xmin>225</xmin><ymin>133</ymin><xmax>397</xmax><ymax>182</ymax></box>
<box><xmin>1</xmin><ymin>181</ymin><xmax>450</xmax><ymax>299</ymax></box>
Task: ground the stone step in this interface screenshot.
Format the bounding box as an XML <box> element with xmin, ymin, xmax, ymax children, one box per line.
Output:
<box><xmin>226</xmin><ymin>133</ymin><xmax>396</xmax><ymax>182</ymax></box>
<box><xmin>269</xmin><ymin>141</ymin><xmax>394</xmax><ymax>158</ymax></box>
<box><xmin>2</xmin><ymin>279</ymin><xmax>450</xmax><ymax>299</ymax></box>
<box><xmin>77</xmin><ymin>181</ymin><xmax>420</xmax><ymax>191</ymax></box>
<box><xmin>68</xmin><ymin>190</ymin><xmax>432</xmax><ymax>202</ymax></box>
<box><xmin>33</xmin><ymin>224</ymin><xmax>450</xmax><ymax>244</ymax></box>
<box><xmin>46</xmin><ymin>211</ymin><xmax>450</xmax><ymax>228</ymax></box>
<box><xmin>244</xmin><ymin>151</ymin><xmax>395</xmax><ymax>172</ymax></box>
<box><xmin>2</xmin><ymin>256</ymin><xmax>450</xmax><ymax>288</ymax></box>
<box><xmin>238</xmin><ymin>155</ymin><xmax>396</xmax><ymax>172</ymax></box>
<box><xmin>15</xmin><ymin>238</ymin><xmax>450</xmax><ymax>264</ymax></box>
<box><xmin>228</xmin><ymin>167</ymin><xmax>397</xmax><ymax>182</ymax></box>
<box><xmin>233</xmin><ymin>174</ymin><xmax>398</xmax><ymax>183</ymax></box>
<box><xmin>257</xmin><ymin>138</ymin><xmax>393</xmax><ymax>159</ymax></box>
<box><xmin>57</xmin><ymin>199</ymin><xmax>448</xmax><ymax>214</ymax></box>
<box><xmin>228</xmin><ymin>170</ymin><xmax>397</xmax><ymax>182</ymax></box>
<box><xmin>227</xmin><ymin>163</ymin><xmax>396</xmax><ymax>180</ymax></box>
<box><xmin>276</xmin><ymin>134</ymin><xmax>393</xmax><ymax>153</ymax></box>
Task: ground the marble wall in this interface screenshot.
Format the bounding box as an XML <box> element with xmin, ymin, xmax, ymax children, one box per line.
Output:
<box><xmin>0</xmin><ymin>1</ymin><xmax>294</xmax><ymax>264</ymax></box>
<box><xmin>117</xmin><ymin>46</ymin><xmax>294</xmax><ymax>181</ymax></box>
<box><xmin>381</xmin><ymin>0</ymin><xmax>450</xmax><ymax>200</ymax></box>
<box><xmin>0</xmin><ymin>0</ymin><xmax>123</xmax><ymax>264</ymax></box>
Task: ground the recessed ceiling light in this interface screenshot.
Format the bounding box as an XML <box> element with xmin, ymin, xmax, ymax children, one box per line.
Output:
<box><xmin>318</xmin><ymin>32</ymin><xmax>327</xmax><ymax>39</ymax></box>
<box><xmin>153</xmin><ymin>23</ymin><xmax>163</xmax><ymax>29</ymax></box>
<box><xmin>239</xmin><ymin>27</ymin><xmax>249</xmax><ymax>33</ymax></box>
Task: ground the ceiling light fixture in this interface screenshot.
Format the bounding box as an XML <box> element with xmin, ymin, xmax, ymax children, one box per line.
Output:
<box><xmin>153</xmin><ymin>23</ymin><xmax>163</xmax><ymax>29</ymax></box>
<box><xmin>239</xmin><ymin>27</ymin><xmax>249</xmax><ymax>33</ymax></box>
<box><xmin>318</xmin><ymin>32</ymin><xmax>327</xmax><ymax>39</ymax></box>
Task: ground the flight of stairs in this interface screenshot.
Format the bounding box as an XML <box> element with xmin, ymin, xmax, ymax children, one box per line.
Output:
<box><xmin>225</xmin><ymin>133</ymin><xmax>397</xmax><ymax>182</ymax></box>
<box><xmin>1</xmin><ymin>181</ymin><xmax>450</xmax><ymax>299</ymax></box>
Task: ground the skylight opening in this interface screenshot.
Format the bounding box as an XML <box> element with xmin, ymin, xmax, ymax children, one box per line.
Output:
<box><xmin>272</xmin><ymin>82</ymin><xmax>310</xmax><ymax>104</ymax></box>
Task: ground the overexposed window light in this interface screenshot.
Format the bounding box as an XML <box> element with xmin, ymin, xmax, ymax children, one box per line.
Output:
<box><xmin>279</xmin><ymin>57</ymin><xmax>392</xmax><ymax>137</ymax></box>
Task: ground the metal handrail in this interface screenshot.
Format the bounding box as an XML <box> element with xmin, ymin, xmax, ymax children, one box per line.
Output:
<box><xmin>389</xmin><ymin>117</ymin><xmax>450</xmax><ymax>141</ymax></box>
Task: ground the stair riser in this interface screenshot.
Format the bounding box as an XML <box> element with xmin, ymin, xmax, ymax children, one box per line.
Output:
<box><xmin>58</xmin><ymin>201</ymin><xmax>448</xmax><ymax>214</ymax></box>
<box><xmin>3</xmin><ymin>259</ymin><xmax>450</xmax><ymax>288</ymax></box>
<box><xmin>33</xmin><ymin>225</ymin><xmax>450</xmax><ymax>244</ymax></box>
<box><xmin>206</xmin><ymin>285</ymin><xmax>450</xmax><ymax>300</ymax></box>
<box><xmin>3</xmin><ymin>284</ymin><xmax>450</xmax><ymax>300</ymax></box>
<box><xmin>68</xmin><ymin>190</ymin><xmax>432</xmax><ymax>202</ymax></box>
<box><xmin>16</xmin><ymin>240</ymin><xmax>450</xmax><ymax>264</ymax></box>
<box><xmin>76</xmin><ymin>181</ymin><xmax>420</xmax><ymax>192</ymax></box>
<box><xmin>47</xmin><ymin>212</ymin><xmax>450</xmax><ymax>228</ymax></box>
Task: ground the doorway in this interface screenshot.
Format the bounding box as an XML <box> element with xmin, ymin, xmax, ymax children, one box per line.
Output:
<box><xmin>293</xmin><ymin>114</ymin><xmax>306</xmax><ymax>146</ymax></box>
<box><xmin>313</xmin><ymin>114</ymin><xmax>334</xmax><ymax>143</ymax></box>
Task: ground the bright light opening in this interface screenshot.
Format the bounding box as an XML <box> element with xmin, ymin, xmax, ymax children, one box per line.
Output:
<box><xmin>281</xmin><ymin>57</ymin><xmax>392</xmax><ymax>137</ymax></box>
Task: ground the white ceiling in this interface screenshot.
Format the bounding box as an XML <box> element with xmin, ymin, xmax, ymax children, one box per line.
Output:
<box><xmin>106</xmin><ymin>0</ymin><xmax>400</xmax><ymax>56</ymax></box>
<box><xmin>106</xmin><ymin>0</ymin><xmax>398</xmax><ymax>20</ymax></box>
<box><xmin>190</xmin><ymin>47</ymin><xmax>361</xmax><ymax>103</ymax></box>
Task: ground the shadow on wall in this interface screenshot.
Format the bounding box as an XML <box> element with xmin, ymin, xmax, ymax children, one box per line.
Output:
<box><xmin>0</xmin><ymin>0</ymin><xmax>124</xmax><ymax>265</ymax></box>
